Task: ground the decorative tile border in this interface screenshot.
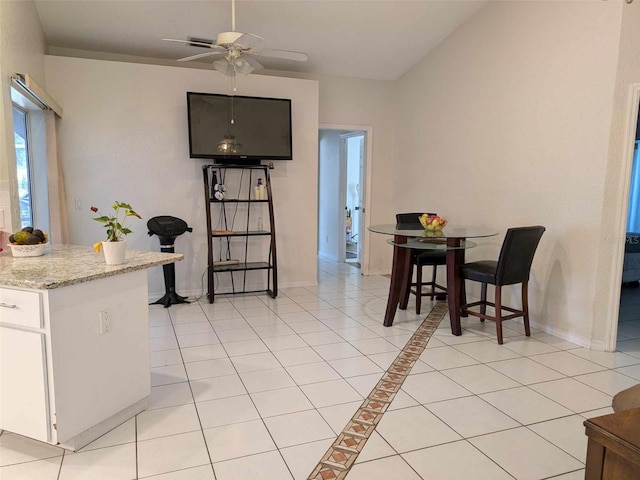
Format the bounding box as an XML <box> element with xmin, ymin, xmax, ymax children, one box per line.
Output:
<box><xmin>307</xmin><ymin>301</ymin><xmax>448</xmax><ymax>480</ymax></box>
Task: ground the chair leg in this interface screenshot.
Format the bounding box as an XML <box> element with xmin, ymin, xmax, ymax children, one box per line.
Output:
<box><xmin>460</xmin><ymin>277</ymin><xmax>467</xmax><ymax>317</ymax></box>
<box><xmin>495</xmin><ymin>286</ymin><xmax>503</xmax><ymax>345</ymax></box>
<box><xmin>431</xmin><ymin>265</ymin><xmax>437</xmax><ymax>298</ymax></box>
<box><xmin>415</xmin><ymin>265</ymin><xmax>423</xmax><ymax>314</ymax></box>
<box><xmin>522</xmin><ymin>281</ymin><xmax>531</xmax><ymax>337</ymax></box>
<box><xmin>480</xmin><ymin>283</ymin><xmax>487</xmax><ymax>321</ymax></box>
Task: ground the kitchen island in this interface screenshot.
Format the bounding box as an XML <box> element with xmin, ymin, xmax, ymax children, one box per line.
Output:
<box><xmin>0</xmin><ymin>244</ymin><xmax>182</xmax><ymax>450</ymax></box>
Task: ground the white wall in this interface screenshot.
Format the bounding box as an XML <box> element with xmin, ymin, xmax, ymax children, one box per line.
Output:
<box><xmin>0</xmin><ymin>0</ymin><xmax>46</xmax><ymax>235</ymax></box>
<box><xmin>393</xmin><ymin>1</ymin><xmax>624</xmax><ymax>346</ymax></box>
<box><xmin>312</xmin><ymin>74</ymin><xmax>397</xmax><ymax>274</ymax></box>
<box><xmin>44</xmin><ymin>56</ymin><xmax>319</xmax><ymax>297</ymax></box>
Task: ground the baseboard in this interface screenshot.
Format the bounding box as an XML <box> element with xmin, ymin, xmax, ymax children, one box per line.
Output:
<box><xmin>530</xmin><ymin>320</ymin><xmax>591</xmax><ymax>349</ymax></box>
<box><xmin>367</xmin><ymin>269</ymin><xmax>391</xmax><ymax>276</ymax></box>
<box><xmin>57</xmin><ymin>397</ymin><xmax>148</xmax><ymax>451</ymax></box>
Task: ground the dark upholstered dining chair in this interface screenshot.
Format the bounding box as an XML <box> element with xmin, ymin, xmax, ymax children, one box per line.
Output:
<box><xmin>396</xmin><ymin>213</ymin><xmax>447</xmax><ymax>314</ymax></box>
<box><xmin>460</xmin><ymin>226</ymin><xmax>545</xmax><ymax>344</ymax></box>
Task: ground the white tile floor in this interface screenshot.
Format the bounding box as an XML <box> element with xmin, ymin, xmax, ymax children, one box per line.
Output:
<box><xmin>2</xmin><ymin>260</ymin><xmax>640</xmax><ymax>480</ymax></box>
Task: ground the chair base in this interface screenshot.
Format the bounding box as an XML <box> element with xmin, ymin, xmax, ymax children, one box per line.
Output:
<box><xmin>461</xmin><ymin>297</ymin><xmax>530</xmax><ymax>345</ymax></box>
<box><xmin>410</xmin><ymin>282</ymin><xmax>447</xmax><ymax>313</ymax></box>
<box><xmin>401</xmin><ymin>260</ymin><xmax>447</xmax><ymax>314</ymax></box>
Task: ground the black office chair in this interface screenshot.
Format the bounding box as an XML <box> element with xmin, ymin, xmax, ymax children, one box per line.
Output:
<box><xmin>460</xmin><ymin>226</ymin><xmax>545</xmax><ymax>344</ymax></box>
<box><xmin>396</xmin><ymin>213</ymin><xmax>447</xmax><ymax>314</ymax></box>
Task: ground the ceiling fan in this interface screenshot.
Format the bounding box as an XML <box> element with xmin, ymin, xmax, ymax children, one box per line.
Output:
<box><xmin>163</xmin><ymin>0</ymin><xmax>308</xmax><ymax>78</ymax></box>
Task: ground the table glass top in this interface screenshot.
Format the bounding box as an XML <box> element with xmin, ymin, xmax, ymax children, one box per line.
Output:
<box><xmin>369</xmin><ymin>223</ymin><xmax>499</xmax><ymax>239</ymax></box>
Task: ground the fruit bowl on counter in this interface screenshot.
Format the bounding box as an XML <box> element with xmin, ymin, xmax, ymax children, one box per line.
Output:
<box><xmin>419</xmin><ymin>214</ymin><xmax>447</xmax><ymax>231</ymax></box>
<box><xmin>8</xmin><ymin>226</ymin><xmax>49</xmax><ymax>257</ymax></box>
<box><xmin>9</xmin><ymin>242</ymin><xmax>47</xmax><ymax>257</ymax></box>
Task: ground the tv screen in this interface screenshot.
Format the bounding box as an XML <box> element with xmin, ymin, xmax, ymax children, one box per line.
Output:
<box><xmin>187</xmin><ymin>92</ymin><xmax>292</xmax><ymax>162</ymax></box>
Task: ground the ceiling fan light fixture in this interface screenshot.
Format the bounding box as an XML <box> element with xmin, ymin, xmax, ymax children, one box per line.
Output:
<box><xmin>234</xmin><ymin>57</ymin><xmax>255</xmax><ymax>75</ymax></box>
<box><xmin>213</xmin><ymin>58</ymin><xmax>236</xmax><ymax>76</ymax></box>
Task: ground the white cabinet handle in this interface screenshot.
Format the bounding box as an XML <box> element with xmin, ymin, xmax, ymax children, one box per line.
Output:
<box><xmin>0</xmin><ymin>302</ymin><xmax>17</xmax><ymax>309</ymax></box>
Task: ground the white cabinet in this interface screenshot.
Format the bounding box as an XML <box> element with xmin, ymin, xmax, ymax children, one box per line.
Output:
<box><xmin>0</xmin><ymin>288</ymin><xmax>42</xmax><ymax>328</ymax></box>
<box><xmin>0</xmin><ymin>269</ymin><xmax>151</xmax><ymax>450</ymax></box>
<box><xmin>0</xmin><ymin>327</ymin><xmax>50</xmax><ymax>442</ymax></box>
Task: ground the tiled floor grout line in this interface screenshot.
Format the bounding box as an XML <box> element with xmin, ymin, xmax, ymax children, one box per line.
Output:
<box><xmin>7</xmin><ymin>263</ymin><xmax>640</xmax><ymax>479</ymax></box>
<box><xmin>198</xmin><ymin>294</ymin><xmax>328</xmax><ymax>480</ymax></box>
<box><xmin>44</xmin><ymin>274</ymin><xmax>640</xmax><ymax>475</ymax></box>
<box><xmin>134</xmin><ymin>416</ymin><xmax>139</xmax><ymax>480</ymax></box>
<box><xmin>55</xmin><ymin>448</ymin><xmax>65</xmax><ymax>480</ymax></box>
<box><xmin>165</xmin><ymin>305</ymin><xmax>218</xmax><ymax>480</ymax></box>
<box><xmin>241</xmin><ymin>288</ymin><xmax>396</xmax><ymax>463</ymax></box>
<box><xmin>307</xmin><ymin>301</ymin><xmax>448</xmax><ymax>480</ymax></box>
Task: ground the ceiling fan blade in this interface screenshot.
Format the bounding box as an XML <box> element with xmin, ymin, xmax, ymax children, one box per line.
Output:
<box><xmin>258</xmin><ymin>48</ymin><xmax>309</xmax><ymax>62</ymax></box>
<box><xmin>177</xmin><ymin>51</ymin><xmax>225</xmax><ymax>62</ymax></box>
<box><xmin>241</xmin><ymin>54</ymin><xmax>264</xmax><ymax>71</ymax></box>
<box><xmin>217</xmin><ymin>31</ymin><xmax>263</xmax><ymax>49</ymax></box>
<box><xmin>234</xmin><ymin>32</ymin><xmax>264</xmax><ymax>49</ymax></box>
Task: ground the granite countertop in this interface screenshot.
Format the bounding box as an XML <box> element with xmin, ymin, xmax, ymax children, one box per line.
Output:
<box><xmin>0</xmin><ymin>244</ymin><xmax>183</xmax><ymax>289</ymax></box>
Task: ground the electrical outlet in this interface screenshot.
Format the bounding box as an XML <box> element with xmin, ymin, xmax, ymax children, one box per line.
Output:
<box><xmin>75</xmin><ymin>197</ymin><xmax>82</xmax><ymax>210</ymax></box>
<box><xmin>99</xmin><ymin>310</ymin><xmax>112</xmax><ymax>334</ymax></box>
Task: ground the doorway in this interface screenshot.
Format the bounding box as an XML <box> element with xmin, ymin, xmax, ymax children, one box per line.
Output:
<box><xmin>619</xmin><ymin>105</ymin><xmax>640</xmax><ymax>348</ymax></box>
<box><xmin>318</xmin><ymin>125</ymin><xmax>372</xmax><ymax>274</ymax></box>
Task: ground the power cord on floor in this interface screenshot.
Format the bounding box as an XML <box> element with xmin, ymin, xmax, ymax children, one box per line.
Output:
<box><xmin>190</xmin><ymin>266</ymin><xmax>210</xmax><ymax>302</ymax></box>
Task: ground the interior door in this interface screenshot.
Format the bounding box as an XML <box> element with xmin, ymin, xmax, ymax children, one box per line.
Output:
<box><xmin>344</xmin><ymin>133</ymin><xmax>365</xmax><ymax>265</ymax></box>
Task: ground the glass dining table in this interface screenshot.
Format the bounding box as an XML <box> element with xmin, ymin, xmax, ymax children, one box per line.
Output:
<box><xmin>368</xmin><ymin>223</ymin><xmax>499</xmax><ymax>335</ymax></box>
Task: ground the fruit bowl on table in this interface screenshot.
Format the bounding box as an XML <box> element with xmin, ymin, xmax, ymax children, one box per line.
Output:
<box><xmin>9</xmin><ymin>242</ymin><xmax>47</xmax><ymax>257</ymax></box>
<box><xmin>421</xmin><ymin>230</ymin><xmax>445</xmax><ymax>238</ymax></box>
<box><xmin>418</xmin><ymin>214</ymin><xmax>448</xmax><ymax>231</ymax></box>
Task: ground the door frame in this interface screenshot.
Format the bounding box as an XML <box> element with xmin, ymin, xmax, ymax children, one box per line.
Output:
<box><xmin>319</xmin><ymin>123</ymin><xmax>373</xmax><ymax>275</ymax></box>
<box><xmin>607</xmin><ymin>83</ymin><xmax>640</xmax><ymax>351</ymax></box>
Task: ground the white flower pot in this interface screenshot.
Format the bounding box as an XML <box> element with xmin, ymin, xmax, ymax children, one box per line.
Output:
<box><xmin>102</xmin><ymin>239</ymin><xmax>126</xmax><ymax>265</ymax></box>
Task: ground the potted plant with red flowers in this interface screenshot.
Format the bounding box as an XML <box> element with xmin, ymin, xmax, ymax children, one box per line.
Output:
<box><xmin>91</xmin><ymin>201</ymin><xmax>141</xmax><ymax>265</ymax></box>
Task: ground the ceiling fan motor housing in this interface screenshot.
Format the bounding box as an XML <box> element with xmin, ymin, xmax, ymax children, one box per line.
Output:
<box><xmin>217</xmin><ymin>31</ymin><xmax>246</xmax><ymax>47</ymax></box>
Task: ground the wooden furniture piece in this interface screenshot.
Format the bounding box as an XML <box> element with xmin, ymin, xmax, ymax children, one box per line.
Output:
<box><xmin>202</xmin><ymin>164</ymin><xmax>277</xmax><ymax>303</ymax></box>
<box><xmin>584</xmin><ymin>408</ymin><xmax>640</xmax><ymax>479</ymax></box>
<box><xmin>0</xmin><ymin>245</ymin><xmax>182</xmax><ymax>450</ymax></box>
<box><xmin>367</xmin><ymin>224</ymin><xmax>498</xmax><ymax>334</ymax></box>
<box><xmin>396</xmin><ymin>213</ymin><xmax>447</xmax><ymax>314</ymax></box>
<box><xmin>612</xmin><ymin>384</ymin><xmax>640</xmax><ymax>413</ymax></box>
<box><xmin>460</xmin><ymin>226</ymin><xmax>545</xmax><ymax>344</ymax></box>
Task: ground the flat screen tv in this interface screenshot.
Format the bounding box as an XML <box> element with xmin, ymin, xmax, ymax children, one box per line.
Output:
<box><xmin>187</xmin><ymin>92</ymin><xmax>292</xmax><ymax>163</ymax></box>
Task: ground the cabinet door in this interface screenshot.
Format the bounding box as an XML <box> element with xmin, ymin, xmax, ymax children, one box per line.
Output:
<box><xmin>0</xmin><ymin>327</ymin><xmax>51</xmax><ymax>442</ymax></box>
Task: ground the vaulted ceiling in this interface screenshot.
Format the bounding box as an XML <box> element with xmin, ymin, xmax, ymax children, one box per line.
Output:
<box><xmin>33</xmin><ymin>0</ymin><xmax>486</xmax><ymax>81</ymax></box>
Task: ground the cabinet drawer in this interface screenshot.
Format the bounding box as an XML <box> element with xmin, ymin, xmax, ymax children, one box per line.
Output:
<box><xmin>0</xmin><ymin>288</ymin><xmax>42</xmax><ymax>329</ymax></box>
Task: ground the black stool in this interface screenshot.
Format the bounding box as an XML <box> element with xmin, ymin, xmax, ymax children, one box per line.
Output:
<box><xmin>147</xmin><ymin>216</ymin><xmax>192</xmax><ymax>308</ymax></box>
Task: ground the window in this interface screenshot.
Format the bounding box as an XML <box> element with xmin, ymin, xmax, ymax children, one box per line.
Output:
<box><xmin>13</xmin><ymin>104</ymin><xmax>33</xmax><ymax>228</ymax></box>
